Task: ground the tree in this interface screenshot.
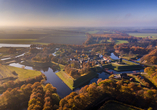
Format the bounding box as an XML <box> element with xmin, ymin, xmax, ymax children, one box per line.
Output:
<box><xmin>45</xmin><ymin>83</ymin><xmax>57</xmax><ymax>93</ymax></box>
<box><xmin>59</xmin><ymin>99</ymin><xmax>68</xmax><ymax>107</ymax></box>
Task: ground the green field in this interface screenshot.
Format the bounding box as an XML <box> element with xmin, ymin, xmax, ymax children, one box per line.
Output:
<box><xmin>128</xmin><ymin>33</ymin><xmax>157</xmax><ymax>39</ymax></box>
<box><xmin>0</xmin><ymin>65</ymin><xmax>41</xmax><ymax>86</ymax></box>
<box><xmin>114</xmin><ymin>40</ymin><xmax>128</xmax><ymax>44</ymax></box>
<box><xmin>99</xmin><ymin>100</ymin><xmax>141</xmax><ymax>110</ymax></box>
<box><xmin>100</xmin><ymin>40</ymin><xmax>128</xmax><ymax>44</ymax></box>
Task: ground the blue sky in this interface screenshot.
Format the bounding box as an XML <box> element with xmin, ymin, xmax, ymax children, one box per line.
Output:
<box><xmin>0</xmin><ymin>0</ymin><xmax>157</xmax><ymax>27</ymax></box>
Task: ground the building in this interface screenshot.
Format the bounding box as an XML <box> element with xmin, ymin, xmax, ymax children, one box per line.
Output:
<box><xmin>103</xmin><ymin>56</ymin><xmax>108</xmax><ymax>61</ymax></box>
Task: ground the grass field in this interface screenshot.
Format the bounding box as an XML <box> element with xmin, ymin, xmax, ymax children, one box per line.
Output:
<box><xmin>99</xmin><ymin>100</ymin><xmax>141</xmax><ymax>110</ymax></box>
<box><xmin>0</xmin><ymin>65</ymin><xmax>41</xmax><ymax>86</ymax></box>
<box><xmin>114</xmin><ymin>40</ymin><xmax>128</xmax><ymax>44</ymax></box>
<box><xmin>100</xmin><ymin>40</ymin><xmax>128</xmax><ymax>44</ymax></box>
<box><xmin>128</xmin><ymin>33</ymin><xmax>157</xmax><ymax>39</ymax></box>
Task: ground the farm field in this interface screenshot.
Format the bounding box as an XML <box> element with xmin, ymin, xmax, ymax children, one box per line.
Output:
<box><xmin>0</xmin><ymin>65</ymin><xmax>41</xmax><ymax>86</ymax></box>
<box><xmin>35</xmin><ymin>33</ymin><xmax>86</xmax><ymax>45</ymax></box>
<box><xmin>0</xmin><ymin>28</ymin><xmax>87</xmax><ymax>45</ymax></box>
<box><xmin>128</xmin><ymin>33</ymin><xmax>157</xmax><ymax>39</ymax></box>
<box><xmin>99</xmin><ymin>40</ymin><xmax>128</xmax><ymax>44</ymax></box>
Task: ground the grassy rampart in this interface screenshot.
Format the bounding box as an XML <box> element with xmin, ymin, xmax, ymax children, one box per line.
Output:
<box><xmin>56</xmin><ymin>69</ymin><xmax>97</xmax><ymax>90</ymax></box>
<box><xmin>102</xmin><ymin>60</ymin><xmax>143</xmax><ymax>71</ymax></box>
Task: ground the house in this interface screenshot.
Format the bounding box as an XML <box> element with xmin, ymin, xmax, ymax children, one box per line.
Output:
<box><xmin>103</xmin><ymin>56</ymin><xmax>108</xmax><ymax>61</ymax></box>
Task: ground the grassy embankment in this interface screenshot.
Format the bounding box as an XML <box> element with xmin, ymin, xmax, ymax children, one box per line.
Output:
<box><xmin>0</xmin><ymin>65</ymin><xmax>41</xmax><ymax>92</ymax></box>
<box><xmin>142</xmin><ymin>73</ymin><xmax>157</xmax><ymax>88</ymax></box>
<box><xmin>127</xmin><ymin>74</ymin><xmax>145</xmax><ymax>86</ymax></box>
<box><xmin>102</xmin><ymin>60</ymin><xmax>143</xmax><ymax>71</ymax></box>
<box><xmin>99</xmin><ymin>100</ymin><xmax>143</xmax><ymax>110</ymax></box>
<box><xmin>56</xmin><ymin>63</ymin><xmax>97</xmax><ymax>90</ymax></box>
<box><xmin>56</xmin><ymin>70</ymin><xmax>97</xmax><ymax>90</ymax></box>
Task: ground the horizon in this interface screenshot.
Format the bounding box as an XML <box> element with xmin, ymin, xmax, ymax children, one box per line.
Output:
<box><xmin>0</xmin><ymin>0</ymin><xmax>157</xmax><ymax>27</ymax></box>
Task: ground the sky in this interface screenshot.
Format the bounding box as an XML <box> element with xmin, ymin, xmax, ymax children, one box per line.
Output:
<box><xmin>0</xmin><ymin>0</ymin><xmax>157</xmax><ymax>27</ymax></box>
